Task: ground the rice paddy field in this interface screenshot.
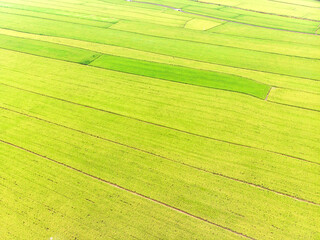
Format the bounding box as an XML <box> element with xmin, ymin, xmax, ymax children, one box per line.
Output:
<box><xmin>0</xmin><ymin>0</ymin><xmax>319</xmax><ymax>239</ymax></box>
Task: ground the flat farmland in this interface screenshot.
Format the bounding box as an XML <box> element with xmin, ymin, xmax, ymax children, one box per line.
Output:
<box><xmin>0</xmin><ymin>0</ymin><xmax>319</xmax><ymax>239</ymax></box>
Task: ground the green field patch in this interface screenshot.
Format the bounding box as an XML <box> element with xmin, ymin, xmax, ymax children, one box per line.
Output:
<box><xmin>268</xmin><ymin>88</ymin><xmax>320</xmax><ymax>111</ymax></box>
<box><xmin>0</xmin><ymin>34</ymin><xmax>100</xmax><ymax>64</ymax></box>
<box><xmin>90</xmin><ymin>54</ymin><xmax>271</xmax><ymax>99</ymax></box>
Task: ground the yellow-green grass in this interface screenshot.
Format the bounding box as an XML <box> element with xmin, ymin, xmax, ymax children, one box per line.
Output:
<box><xmin>3</xmin><ymin>0</ymin><xmax>190</xmax><ymax>27</ymax></box>
<box><xmin>210</xmin><ymin>21</ymin><xmax>320</xmax><ymax>45</ymax></box>
<box><xmin>277</xmin><ymin>0</ymin><xmax>320</xmax><ymax>8</ymax></box>
<box><xmin>0</xmin><ymin>50</ymin><xmax>319</xmax><ymax>166</ymax></box>
<box><xmin>0</xmin><ymin>33</ymin><xmax>270</xmax><ymax>98</ymax></box>
<box><xmin>268</xmin><ymin>88</ymin><xmax>320</xmax><ymax>111</ymax></box>
<box><xmin>0</xmin><ymin>28</ymin><xmax>318</xmax><ymax>95</ymax></box>
<box><xmin>1</xmin><ymin>0</ymin><xmax>320</xmax><ymax>238</ymax></box>
<box><xmin>222</xmin><ymin>5</ymin><xmax>319</xmax><ymax>31</ymax></box>
<box><xmin>0</xmin><ymin>143</ymin><xmax>238</xmax><ymax>240</ymax></box>
<box><xmin>0</xmin><ymin>2</ymin><xmax>119</xmax><ymax>27</ymax></box>
<box><xmin>198</xmin><ymin>0</ymin><xmax>320</xmax><ymax>19</ymax></box>
<box><xmin>184</xmin><ymin>18</ymin><xmax>224</xmax><ymax>30</ymax></box>
<box><xmin>1</xmin><ymin>77</ymin><xmax>320</xmax><ymax>205</ymax></box>
<box><xmin>133</xmin><ymin>0</ymin><xmax>320</xmax><ymax>30</ymax></box>
<box><xmin>110</xmin><ymin>20</ymin><xmax>320</xmax><ymax>59</ymax></box>
<box><xmin>181</xmin><ymin>4</ymin><xmax>318</xmax><ymax>33</ymax></box>
<box><xmin>0</xmin><ymin>12</ymin><xmax>319</xmax><ymax>81</ymax></box>
<box><xmin>1</xmin><ymin>105</ymin><xmax>320</xmax><ymax>240</ymax></box>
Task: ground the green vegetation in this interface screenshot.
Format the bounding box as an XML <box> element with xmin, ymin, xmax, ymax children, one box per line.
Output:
<box><xmin>1</xmin><ymin>0</ymin><xmax>319</xmax><ymax>239</ymax></box>
<box><xmin>90</xmin><ymin>54</ymin><xmax>271</xmax><ymax>98</ymax></box>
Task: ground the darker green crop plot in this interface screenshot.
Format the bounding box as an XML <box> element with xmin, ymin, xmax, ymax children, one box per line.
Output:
<box><xmin>90</xmin><ymin>54</ymin><xmax>271</xmax><ymax>99</ymax></box>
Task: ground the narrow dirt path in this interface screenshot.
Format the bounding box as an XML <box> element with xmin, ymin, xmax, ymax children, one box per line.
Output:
<box><xmin>128</xmin><ymin>0</ymin><xmax>320</xmax><ymax>35</ymax></box>
<box><xmin>265</xmin><ymin>86</ymin><xmax>275</xmax><ymax>101</ymax></box>
<box><xmin>197</xmin><ymin>1</ymin><xmax>320</xmax><ymax>22</ymax></box>
<box><xmin>266</xmin><ymin>0</ymin><xmax>320</xmax><ymax>9</ymax></box>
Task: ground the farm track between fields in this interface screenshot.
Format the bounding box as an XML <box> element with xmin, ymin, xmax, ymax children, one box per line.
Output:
<box><xmin>266</xmin><ymin>0</ymin><xmax>320</xmax><ymax>9</ymax></box>
<box><xmin>1</xmin><ymin>82</ymin><xmax>318</xmax><ymax>167</ymax></box>
<box><xmin>2</xmin><ymin>105</ymin><xmax>318</xmax><ymax>206</ymax></box>
<box><xmin>196</xmin><ymin>1</ymin><xmax>320</xmax><ymax>22</ymax></box>
<box><xmin>128</xmin><ymin>0</ymin><xmax>320</xmax><ymax>35</ymax></box>
<box><xmin>0</xmin><ymin>139</ymin><xmax>256</xmax><ymax>240</ymax></box>
<box><xmin>264</xmin><ymin>87</ymin><xmax>274</xmax><ymax>100</ymax></box>
<box><xmin>268</xmin><ymin>100</ymin><xmax>320</xmax><ymax>112</ymax></box>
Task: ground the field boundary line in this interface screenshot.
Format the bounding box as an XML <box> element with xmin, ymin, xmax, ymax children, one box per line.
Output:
<box><xmin>0</xmin><ymin>9</ymin><xmax>117</xmax><ymax>30</ymax></box>
<box><xmin>83</xmin><ymin>53</ymin><xmax>103</xmax><ymax>65</ymax></box>
<box><xmin>128</xmin><ymin>0</ymin><xmax>320</xmax><ymax>35</ymax></box>
<box><xmin>2</xmin><ymin>105</ymin><xmax>319</xmax><ymax>206</ymax></box>
<box><xmin>1</xmin><ymin>82</ymin><xmax>319</xmax><ymax>167</ymax></box>
<box><xmin>0</xmin><ymin>139</ymin><xmax>256</xmax><ymax>240</ymax></box>
<box><xmin>266</xmin><ymin>0</ymin><xmax>320</xmax><ymax>9</ymax></box>
<box><xmin>1</xmin><ymin>28</ymin><xmax>320</xmax><ymax>83</ymax></box>
<box><xmin>0</xmin><ymin>0</ymin><xmax>186</xmax><ymax>23</ymax></box>
<box><xmin>268</xmin><ymin>100</ymin><xmax>320</xmax><ymax>113</ymax></box>
<box><xmin>110</xmin><ymin>27</ymin><xmax>320</xmax><ymax>61</ymax></box>
<box><xmin>276</xmin><ymin>86</ymin><xmax>320</xmax><ymax>96</ymax></box>
<box><xmin>195</xmin><ymin>1</ymin><xmax>320</xmax><ymax>22</ymax></box>
<box><xmin>0</xmin><ymin>3</ymin><xmax>118</xmax><ymax>24</ymax></box>
<box><xmin>265</xmin><ymin>86</ymin><xmax>274</xmax><ymax>101</ymax></box>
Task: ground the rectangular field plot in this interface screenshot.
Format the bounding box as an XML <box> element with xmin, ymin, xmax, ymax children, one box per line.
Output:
<box><xmin>89</xmin><ymin>54</ymin><xmax>271</xmax><ymax>99</ymax></box>
<box><xmin>184</xmin><ymin>18</ymin><xmax>224</xmax><ymax>30</ymax></box>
